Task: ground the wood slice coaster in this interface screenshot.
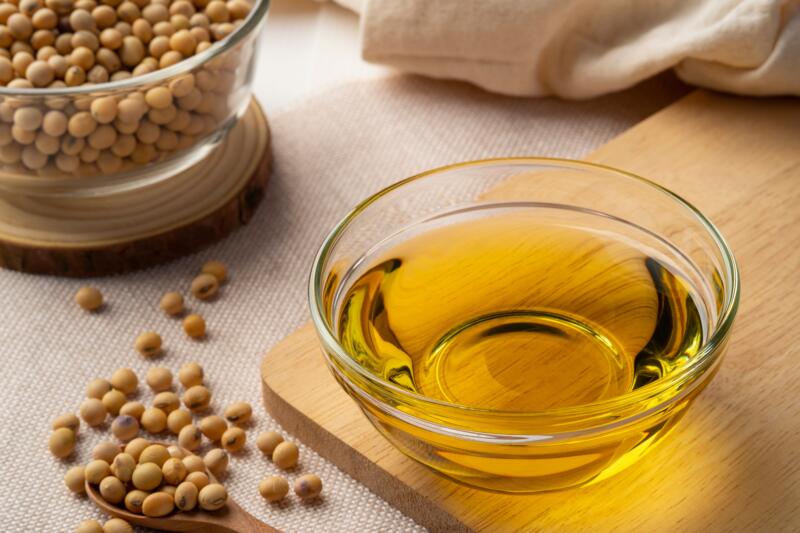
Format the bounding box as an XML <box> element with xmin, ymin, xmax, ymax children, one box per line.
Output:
<box><xmin>0</xmin><ymin>99</ymin><xmax>271</xmax><ymax>277</ymax></box>
<box><xmin>261</xmin><ymin>92</ymin><xmax>800</xmax><ymax>532</ymax></box>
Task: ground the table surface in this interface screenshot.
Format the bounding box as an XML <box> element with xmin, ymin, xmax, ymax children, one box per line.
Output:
<box><xmin>0</xmin><ymin>4</ymin><xmax>700</xmax><ymax>532</ymax></box>
<box><xmin>256</xmin><ymin>0</ymin><xmax>388</xmax><ymax>113</ymax></box>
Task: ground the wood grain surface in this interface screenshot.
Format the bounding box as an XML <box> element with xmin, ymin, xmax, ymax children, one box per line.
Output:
<box><xmin>0</xmin><ymin>100</ymin><xmax>271</xmax><ymax>277</ymax></box>
<box><xmin>261</xmin><ymin>91</ymin><xmax>800</xmax><ymax>532</ymax></box>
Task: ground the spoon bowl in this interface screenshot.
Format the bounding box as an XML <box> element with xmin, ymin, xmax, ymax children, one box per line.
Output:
<box><xmin>86</xmin><ymin>443</ymin><xmax>277</xmax><ymax>533</ymax></box>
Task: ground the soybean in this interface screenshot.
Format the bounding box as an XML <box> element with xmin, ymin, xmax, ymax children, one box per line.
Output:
<box><xmin>111</xmin><ymin>415</ymin><xmax>140</xmax><ymax>441</ymax></box>
<box><xmin>183</xmin><ymin>313</ymin><xmax>206</xmax><ymax>338</ymax></box>
<box><xmin>124</xmin><ymin>437</ymin><xmax>149</xmax><ymax>461</ymax></box>
<box><xmin>99</xmin><ymin>475</ymin><xmax>126</xmax><ymax>503</ymax></box>
<box><xmin>166</xmin><ymin>408</ymin><xmax>192</xmax><ymax>434</ymax></box>
<box><xmin>178</xmin><ymin>362</ymin><xmax>203</xmax><ymax>387</ymax></box>
<box><xmin>153</xmin><ymin>391</ymin><xmax>180</xmax><ymax>413</ymax></box>
<box><xmin>190</xmin><ymin>273</ymin><xmax>218</xmax><ymax>300</ymax></box>
<box><xmin>110</xmin><ymin>453</ymin><xmax>137</xmax><ymax>482</ymax></box>
<box><xmin>182</xmin><ymin>454</ymin><xmax>205</xmax><ymax>474</ymax></box>
<box><xmin>64</xmin><ymin>465</ymin><xmax>86</xmax><ymax>493</ymax></box>
<box><xmin>198</xmin><ymin>483</ymin><xmax>227</xmax><ymax>511</ymax></box>
<box><xmin>198</xmin><ymin>415</ymin><xmax>226</xmax><ymax>441</ymax></box>
<box><xmin>52</xmin><ymin>413</ymin><xmax>80</xmax><ymax>433</ymax></box>
<box><xmin>110</xmin><ymin>367</ymin><xmax>138</xmax><ymax>394</ymax></box>
<box><xmin>140</xmin><ymin>407</ymin><xmax>167</xmax><ymax>433</ymax></box>
<box><xmin>90</xmin><ymin>96</ymin><xmax>117</xmax><ymax>123</ymax></box>
<box><xmin>178</xmin><ymin>424</ymin><xmax>202</xmax><ymax>451</ymax></box>
<box><xmin>224</xmin><ymin>401</ymin><xmax>251</xmax><ymax>425</ymax></box>
<box><xmin>142</xmin><ymin>491</ymin><xmax>174</xmax><ymax>517</ymax></box>
<box><xmin>26</xmin><ymin>59</ymin><xmax>54</xmax><ymax>85</ymax></box>
<box><xmin>85</xmin><ymin>459</ymin><xmax>110</xmax><ymax>484</ymax></box>
<box><xmin>159</xmin><ymin>291</ymin><xmax>184</xmax><ymax>316</ymax></box>
<box><xmin>86</xmin><ymin>378</ymin><xmax>112</xmax><ymax>399</ymax></box>
<box><xmin>92</xmin><ymin>441</ymin><xmax>121</xmax><ymax>463</ymax></box>
<box><xmin>201</xmin><ymin>260</ymin><xmax>227</xmax><ymax>282</ymax></box>
<box><xmin>167</xmin><ymin>444</ymin><xmax>187</xmax><ymax>459</ymax></box>
<box><xmin>124</xmin><ymin>489</ymin><xmax>148</xmax><ymax>514</ymax></box>
<box><xmin>162</xmin><ymin>457</ymin><xmax>187</xmax><ymax>484</ymax></box>
<box><xmin>76</xmin><ymin>520</ymin><xmax>103</xmax><ymax>533</ymax></box>
<box><xmin>132</xmin><ymin>462</ymin><xmax>163</xmax><ymax>490</ymax></box>
<box><xmin>49</xmin><ymin>427</ymin><xmax>76</xmax><ymax>457</ymax></box>
<box><xmin>102</xmin><ymin>518</ymin><xmax>133</xmax><ymax>533</ymax></box>
<box><xmin>138</xmin><ymin>444</ymin><xmax>170</xmax><ymax>466</ymax></box>
<box><xmin>220</xmin><ymin>426</ymin><xmax>245</xmax><ymax>453</ymax></box>
<box><xmin>256</xmin><ymin>431</ymin><xmax>283</xmax><ymax>457</ymax></box>
<box><xmin>145</xmin><ymin>86</ymin><xmax>172</xmax><ymax>109</ymax></box>
<box><xmin>74</xmin><ymin>286</ymin><xmax>103</xmax><ymax>310</ymax></box>
<box><xmin>183</xmin><ymin>384</ymin><xmax>211</xmax><ymax>411</ymax></box>
<box><xmin>203</xmin><ymin>448</ymin><xmax>228</xmax><ymax>477</ymax></box>
<box><xmin>92</xmin><ymin>441</ymin><xmax>121</xmax><ymax>464</ymax></box>
<box><xmin>102</xmin><ymin>389</ymin><xmax>127</xmax><ymax>416</ymax></box>
<box><xmin>135</xmin><ymin>331</ymin><xmax>162</xmax><ymax>357</ymax></box>
<box><xmin>272</xmin><ymin>441</ymin><xmax>298</xmax><ymax>470</ymax></box>
<box><xmin>185</xmin><ymin>470</ymin><xmax>209</xmax><ymax>490</ymax></box>
<box><xmin>174</xmin><ymin>481</ymin><xmax>198</xmax><ymax>511</ymax></box>
<box><xmin>119</xmin><ymin>401</ymin><xmax>145</xmax><ymax>420</ymax></box>
<box><xmin>145</xmin><ymin>368</ymin><xmax>171</xmax><ymax>392</ymax></box>
<box><xmin>258</xmin><ymin>475</ymin><xmax>288</xmax><ymax>502</ymax></box>
<box><xmin>68</xmin><ymin>111</ymin><xmax>97</xmax><ymax>137</ymax></box>
<box><xmin>294</xmin><ymin>474</ymin><xmax>323</xmax><ymax>499</ymax></box>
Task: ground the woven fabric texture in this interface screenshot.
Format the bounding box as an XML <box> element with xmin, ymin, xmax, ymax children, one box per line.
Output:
<box><xmin>0</xmin><ymin>74</ymin><xmax>687</xmax><ymax>532</ymax></box>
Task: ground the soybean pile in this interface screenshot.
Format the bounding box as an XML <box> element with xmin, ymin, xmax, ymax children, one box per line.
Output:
<box><xmin>0</xmin><ymin>0</ymin><xmax>254</xmax><ymax>174</ymax></box>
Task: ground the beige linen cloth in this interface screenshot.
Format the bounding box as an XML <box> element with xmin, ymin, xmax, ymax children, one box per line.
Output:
<box><xmin>0</xmin><ymin>75</ymin><xmax>687</xmax><ymax>532</ymax></box>
<box><xmin>333</xmin><ymin>0</ymin><xmax>800</xmax><ymax>98</ymax></box>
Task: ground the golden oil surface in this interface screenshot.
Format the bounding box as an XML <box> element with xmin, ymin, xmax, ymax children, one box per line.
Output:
<box><xmin>334</xmin><ymin>210</ymin><xmax>706</xmax><ymax>412</ymax></box>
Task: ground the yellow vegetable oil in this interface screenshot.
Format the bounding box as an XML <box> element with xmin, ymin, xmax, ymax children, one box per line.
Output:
<box><xmin>332</xmin><ymin>208</ymin><xmax>707</xmax><ymax>412</ymax></box>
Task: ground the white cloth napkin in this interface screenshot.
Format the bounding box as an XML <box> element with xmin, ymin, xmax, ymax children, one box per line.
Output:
<box><xmin>332</xmin><ymin>0</ymin><xmax>800</xmax><ymax>98</ymax></box>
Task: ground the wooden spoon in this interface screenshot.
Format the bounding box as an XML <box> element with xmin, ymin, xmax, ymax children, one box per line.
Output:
<box><xmin>86</xmin><ymin>444</ymin><xmax>278</xmax><ymax>533</ymax></box>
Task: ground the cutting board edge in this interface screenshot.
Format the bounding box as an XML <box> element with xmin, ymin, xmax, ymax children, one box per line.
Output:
<box><xmin>261</xmin><ymin>325</ymin><xmax>471</xmax><ymax>533</ymax></box>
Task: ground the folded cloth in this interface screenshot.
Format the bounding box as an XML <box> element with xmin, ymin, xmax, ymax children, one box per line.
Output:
<box><xmin>332</xmin><ymin>0</ymin><xmax>800</xmax><ymax>98</ymax></box>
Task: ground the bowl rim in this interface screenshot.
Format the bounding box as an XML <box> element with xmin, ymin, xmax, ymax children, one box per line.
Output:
<box><xmin>0</xmin><ymin>0</ymin><xmax>271</xmax><ymax>97</ymax></box>
<box><xmin>309</xmin><ymin>156</ymin><xmax>740</xmax><ymax>421</ymax></box>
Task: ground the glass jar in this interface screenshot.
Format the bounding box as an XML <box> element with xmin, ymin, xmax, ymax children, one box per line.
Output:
<box><xmin>0</xmin><ymin>0</ymin><xmax>269</xmax><ymax>198</ymax></box>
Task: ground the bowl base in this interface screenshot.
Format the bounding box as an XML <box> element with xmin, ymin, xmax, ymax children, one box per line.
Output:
<box><xmin>0</xmin><ymin>98</ymin><xmax>270</xmax><ymax>277</ymax></box>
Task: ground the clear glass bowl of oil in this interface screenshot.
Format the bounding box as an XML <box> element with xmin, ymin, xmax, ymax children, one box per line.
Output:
<box><xmin>310</xmin><ymin>158</ymin><xmax>739</xmax><ymax>493</ymax></box>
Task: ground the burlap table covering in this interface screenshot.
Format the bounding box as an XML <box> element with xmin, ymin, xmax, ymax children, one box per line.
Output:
<box><xmin>0</xmin><ymin>74</ymin><xmax>688</xmax><ymax>532</ymax></box>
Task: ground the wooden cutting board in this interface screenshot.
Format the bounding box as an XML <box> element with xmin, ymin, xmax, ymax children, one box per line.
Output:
<box><xmin>261</xmin><ymin>91</ymin><xmax>800</xmax><ymax>532</ymax></box>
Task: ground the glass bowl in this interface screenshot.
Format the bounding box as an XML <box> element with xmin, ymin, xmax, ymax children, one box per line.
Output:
<box><xmin>309</xmin><ymin>157</ymin><xmax>740</xmax><ymax>493</ymax></box>
<box><xmin>0</xmin><ymin>0</ymin><xmax>269</xmax><ymax>198</ymax></box>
